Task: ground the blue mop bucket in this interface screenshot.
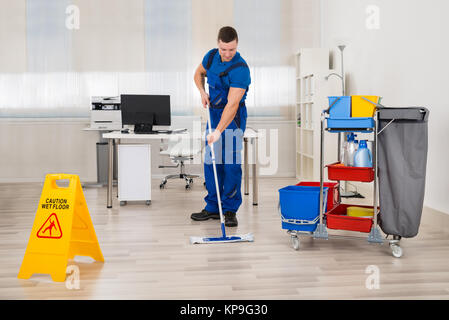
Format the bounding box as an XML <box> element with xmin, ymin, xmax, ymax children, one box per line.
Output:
<box><xmin>278</xmin><ymin>186</ymin><xmax>329</xmax><ymax>232</ymax></box>
<box><xmin>328</xmin><ymin>96</ymin><xmax>351</xmax><ymax>118</ymax></box>
<box><xmin>327</xmin><ymin>96</ymin><xmax>375</xmax><ymax>130</ymax></box>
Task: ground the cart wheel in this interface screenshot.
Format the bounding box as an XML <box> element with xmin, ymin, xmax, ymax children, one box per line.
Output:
<box><xmin>185</xmin><ymin>184</ymin><xmax>191</xmax><ymax>190</ymax></box>
<box><xmin>159</xmin><ymin>183</ymin><xmax>165</xmax><ymax>189</ymax></box>
<box><xmin>390</xmin><ymin>244</ymin><xmax>403</xmax><ymax>258</ymax></box>
<box><xmin>291</xmin><ymin>236</ymin><xmax>300</xmax><ymax>250</ymax></box>
<box><xmin>146</xmin><ymin>200</ymin><xmax>151</xmax><ymax>206</ymax></box>
<box><xmin>119</xmin><ymin>201</ymin><xmax>127</xmax><ymax>206</ymax></box>
<box><xmin>189</xmin><ymin>178</ymin><xmax>193</xmax><ymax>184</ymax></box>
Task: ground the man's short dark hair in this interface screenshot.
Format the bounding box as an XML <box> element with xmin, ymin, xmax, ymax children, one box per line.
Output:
<box><xmin>217</xmin><ymin>26</ymin><xmax>238</xmax><ymax>43</ymax></box>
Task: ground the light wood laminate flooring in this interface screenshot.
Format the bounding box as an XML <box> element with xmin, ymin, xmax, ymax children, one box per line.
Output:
<box><xmin>1</xmin><ymin>178</ymin><xmax>448</xmax><ymax>299</ymax></box>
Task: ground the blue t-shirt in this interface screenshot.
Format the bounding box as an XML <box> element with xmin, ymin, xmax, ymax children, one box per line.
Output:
<box><xmin>202</xmin><ymin>49</ymin><xmax>251</xmax><ymax>104</ymax></box>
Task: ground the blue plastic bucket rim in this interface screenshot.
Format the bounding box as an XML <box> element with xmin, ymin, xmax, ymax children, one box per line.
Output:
<box><xmin>328</xmin><ymin>96</ymin><xmax>351</xmax><ymax>100</ymax></box>
<box><xmin>278</xmin><ymin>185</ymin><xmax>329</xmax><ymax>193</ymax></box>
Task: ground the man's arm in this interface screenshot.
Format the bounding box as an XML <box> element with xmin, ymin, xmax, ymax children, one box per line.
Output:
<box><xmin>193</xmin><ymin>63</ymin><xmax>210</xmax><ymax>108</ymax></box>
<box><xmin>207</xmin><ymin>87</ymin><xmax>245</xmax><ymax>144</ymax></box>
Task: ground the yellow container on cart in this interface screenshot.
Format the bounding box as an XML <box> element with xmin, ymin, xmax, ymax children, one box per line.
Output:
<box><xmin>351</xmin><ymin>95</ymin><xmax>380</xmax><ymax>117</ymax></box>
<box><xmin>347</xmin><ymin>206</ymin><xmax>374</xmax><ymax>218</ymax></box>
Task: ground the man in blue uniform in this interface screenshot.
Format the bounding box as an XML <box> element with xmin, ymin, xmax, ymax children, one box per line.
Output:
<box><xmin>191</xmin><ymin>26</ymin><xmax>251</xmax><ymax>227</ymax></box>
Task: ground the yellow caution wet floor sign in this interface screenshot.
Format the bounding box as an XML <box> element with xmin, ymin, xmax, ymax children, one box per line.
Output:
<box><xmin>18</xmin><ymin>174</ymin><xmax>104</xmax><ymax>282</ymax></box>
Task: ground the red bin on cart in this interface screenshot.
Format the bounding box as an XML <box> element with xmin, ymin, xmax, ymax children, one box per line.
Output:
<box><xmin>326</xmin><ymin>204</ymin><xmax>376</xmax><ymax>233</ymax></box>
<box><xmin>326</xmin><ymin>162</ymin><xmax>374</xmax><ymax>182</ymax></box>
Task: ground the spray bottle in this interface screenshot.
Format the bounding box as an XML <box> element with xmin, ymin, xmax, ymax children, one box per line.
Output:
<box><xmin>344</xmin><ymin>133</ymin><xmax>357</xmax><ymax>166</ymax></box>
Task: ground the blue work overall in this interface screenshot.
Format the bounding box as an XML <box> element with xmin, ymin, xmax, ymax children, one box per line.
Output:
<box><xmin>203</xmin><ymin>49</ymin><xmax>249</xmax><ymax>214</ymax></box>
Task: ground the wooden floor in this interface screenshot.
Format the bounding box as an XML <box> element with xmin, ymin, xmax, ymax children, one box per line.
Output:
<box><xmin>1</xmin><ymin>177</ymin><xmax>449</xmax><ymax>300</ymax></box>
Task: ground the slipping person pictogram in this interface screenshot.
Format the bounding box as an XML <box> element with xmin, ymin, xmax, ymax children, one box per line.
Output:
<box><xmin>37</xmin><ymin>213</ymin><xmax>62</xmax><ymax>239</ymax></box>
<box><xmin>42</xmin><ymin>219</ymin><xmax>56</xmax><ymax>237</ymax></box>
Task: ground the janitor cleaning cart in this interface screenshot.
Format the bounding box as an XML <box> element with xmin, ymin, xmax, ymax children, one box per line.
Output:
<box><xmin>278</xmin><ymin>95</ymin><xmax>429</xmax><ymax>258</ymax></box>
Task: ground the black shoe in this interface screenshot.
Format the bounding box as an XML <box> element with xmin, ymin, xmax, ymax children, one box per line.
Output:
<box><xmin>224</xmin><ymin>211</ymin><xmax>238</xmax><ymax>227</ymax></box>
<box><xmin>191</xmin><ymin>209</ymin><xmax>219</xmax><ymax>221</ymax></box>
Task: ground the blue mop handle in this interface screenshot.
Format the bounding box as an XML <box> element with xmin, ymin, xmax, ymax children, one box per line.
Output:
<box><xmin>206</xmin><ymin>104</ymin><xmax>226</xmax><ymax>238</ymax></box>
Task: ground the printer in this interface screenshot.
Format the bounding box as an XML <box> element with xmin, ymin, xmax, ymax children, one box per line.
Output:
<box><xmin>90</xmin><ymin>96</ymin><xmax>122</xmax><ymax>130</ymax></box>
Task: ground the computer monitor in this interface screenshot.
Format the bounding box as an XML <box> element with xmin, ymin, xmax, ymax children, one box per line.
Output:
<box><xmin>120</xmin><ymin>94</ymin><xmax>171</xmax><ymax>133</ymax></box>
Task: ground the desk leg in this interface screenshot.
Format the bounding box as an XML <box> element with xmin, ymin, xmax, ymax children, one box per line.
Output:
<box><xmin>252</xmin><ymin>137</ymin><xmax>258</xmax><ymax>206</ymax></box>
<box><xmin>244</xmin><ymin>137</ymin><xmax>249</xmax><ymax>195</ymax></box>
<box><xmin>107</xmin><ymin>138</ymin><xmax>113</xmax><ymax>208</ymax></box>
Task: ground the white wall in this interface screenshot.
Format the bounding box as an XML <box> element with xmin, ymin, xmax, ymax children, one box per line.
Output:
<box><xmin>0</xmin><ymin>119</ymin><xmax>296</xmax><ymax>183</ymax></box>
<box><xmin>0</xmin><ymin>119</ymin><xmax>98</xmax><ymax>182</ymax></box>
<box><xmin>320</xmin><ymin>0</ymin><xmax>449</xmax><ymax>214</ymax></box>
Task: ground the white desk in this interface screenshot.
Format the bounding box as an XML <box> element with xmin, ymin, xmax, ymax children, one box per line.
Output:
<box><xmin>102</xmin><ymin>129</ymin><xmax>259</xmax><ymax>208</ymax></box>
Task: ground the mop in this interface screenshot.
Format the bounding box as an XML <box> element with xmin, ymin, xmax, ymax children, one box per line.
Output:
<box><xmin>190</xmin><ymin>105</ymin><xmax>254</xmax><ymax>244</ymax></box>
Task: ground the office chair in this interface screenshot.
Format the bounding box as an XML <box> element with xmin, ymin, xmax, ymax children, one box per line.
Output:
<box><xmin>158</xmin><ymin>116</ymin><xmax>202</xmax><ymax>189</ymax></box>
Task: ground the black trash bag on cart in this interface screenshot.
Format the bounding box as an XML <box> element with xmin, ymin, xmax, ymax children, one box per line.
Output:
<box><xmin>377</xmin><ymin>107</ymin><xmax>429</xmax><ymax>238</ymax></box>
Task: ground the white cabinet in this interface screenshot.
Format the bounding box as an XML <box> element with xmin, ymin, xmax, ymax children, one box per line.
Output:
<box><xmin>295</xmin><ymin>49</ymin><xmax>339</xmax><ymax>181</ymax></box>
<box><xmin>118</xmin><ymin>144</ymin><xmax>151</xmax><ymax>204</ymax></box>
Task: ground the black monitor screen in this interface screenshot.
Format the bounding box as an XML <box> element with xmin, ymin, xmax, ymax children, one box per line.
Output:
<box><xmin>120</xmin><ymin>94</ymin><xmax>171</xmax><ymax>126</ymax></box>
